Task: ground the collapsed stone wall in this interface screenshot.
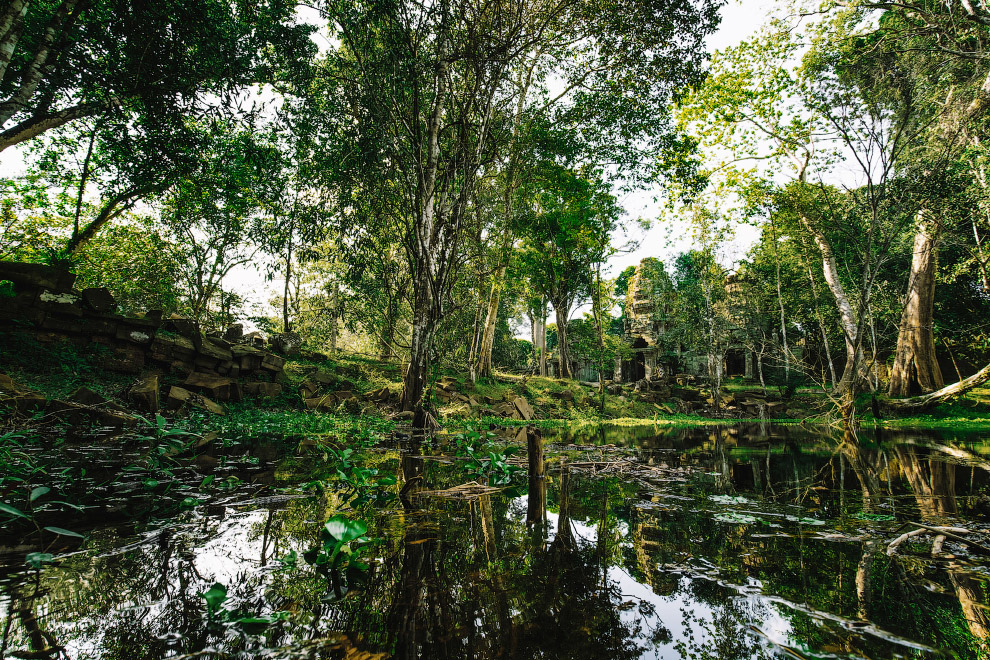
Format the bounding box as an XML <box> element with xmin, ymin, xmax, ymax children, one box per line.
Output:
<box><xmin>0</xmin><ymin>261</ymin><xmax>287</xmax><ymax>414</ymax></box>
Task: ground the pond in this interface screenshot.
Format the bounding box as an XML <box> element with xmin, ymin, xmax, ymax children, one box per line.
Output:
<box><xmin>1</xmin><ymin>422</ymin><xmax>989</xmax><ymax>659</ymax></box>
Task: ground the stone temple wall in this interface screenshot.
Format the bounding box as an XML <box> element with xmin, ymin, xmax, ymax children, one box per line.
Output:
<box><xmin>0</xmin><ymin>261</ymin><xmax>287</xmax><ymax>414</ymax></box>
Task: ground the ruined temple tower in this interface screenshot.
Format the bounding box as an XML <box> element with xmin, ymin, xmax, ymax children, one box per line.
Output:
<box><xmin>618</xmin><ymin>259</ymin><xmax>666</xmax><ymax>382</ymax></box>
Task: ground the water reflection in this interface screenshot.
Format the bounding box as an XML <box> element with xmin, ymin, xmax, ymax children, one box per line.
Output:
<box><xmin>1</xmin><ymin>424</ymin><xmax>989</xmax><ymax>659</ymax></box>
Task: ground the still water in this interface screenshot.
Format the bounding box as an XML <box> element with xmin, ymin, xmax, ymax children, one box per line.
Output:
<box><xmin>2</xmin><ymin>423</ymin><xmax>989</xmax><ymax>659</ymax></box>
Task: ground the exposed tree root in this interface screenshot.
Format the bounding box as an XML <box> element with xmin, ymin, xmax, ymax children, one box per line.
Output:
<box><xmin>882</xmin><ymin>362</ymin><xmax>990</xmax><ymax>412</ymax></box>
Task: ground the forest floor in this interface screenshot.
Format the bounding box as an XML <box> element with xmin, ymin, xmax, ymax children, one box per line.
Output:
<box><xmin>2</xmin><ymin>331</ymin><xmax>990</xmax><ymax>438</ymax></box>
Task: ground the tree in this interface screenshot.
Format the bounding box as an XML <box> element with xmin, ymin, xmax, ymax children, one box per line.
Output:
<box><xmin>829</xmin><ymin>5</ymin><xmax>990</xmax><ymax>397</ymax></box>
<box><xmin>0</xmin><ymin>0</ymin><xmax>313</xmax><ymax>153</ymax></box>
<box><xmin>291</xmin><ymin>0</ymin><xmax>720</xmax><ymax>420</ymax></box>
<box><xmin>155</xmin><ymin>124</ymin><xmax>283</xmax><ymax>327</ymax></box>
<box><xmin>73</xmin><ymin>217</ymin><xmax>184</xmax><ymax>315</ymax></box>
<box><xmin>670</xmin><ymin>242</ymin><xmax>731</xmax><ymax>411</ymax></box>
<box><xmin>515</xmin><ymin>166</ymin><xmax>621</xmax><ymax>379</ymax></box>
<box><xmin>679</xmin><ymin>9</ymin><xmax>980</xmax><ymax>425</ymax></box>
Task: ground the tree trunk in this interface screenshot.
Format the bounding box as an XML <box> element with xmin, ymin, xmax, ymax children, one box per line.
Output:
<box><xmin>467</xmin><ymin>290</ymin><xmax>483</xmax><ymax>384</ymax></box>
<box><xmin>888</xmin><ymin>215</ymin><xmax>944</xmax><ymax>397</ymax></box>
<box><xmin>769</xmin><ymin>218</ymin><xmax>789</xmax><ymax>377</ymax></box>
<box><xmin>807</xmin><ymin>264</ymin><xmax>837</xmax><ymax>388</ymax></box>
<box><xmin>379</xmin><ymin>298</ymin><xmax>397</xmax><ymax>362</ymax></box>
<box><xmin>592</xmin><ymin>264</ymin><xmax>607</xmax><ymax>414</ymax></box>
<box><xmin>65</xmin><ymin>186</ymin><xmax>152</xmax><ymax>256</ymax></box>
<box><xmin>526</xmin><ymin>428</ymin><xmax>546</xmax><ymax>526</ymax></box>
<box><xmin>553</xmin><ymin>303</ymin><xmax>572</xmax><ymax>379</ymax></box>
<box><xmin>476</xmin><ymin>270</ymin><xmax>504</xmax><ymax>378</ymax></box>
<box><xmin>0</xmin><ymin>0</ymin><xmax>29</xmax><ymax>85</ymax></box>
<box><xmin>401</xmin><ymin>269</ymin><xmax>437</xmax><ymax>415</ymax></box>
<box><xmin>757</xmin><ymin>349</ymin><xmax>766</xmax><ymax>396</ymax></box>
<box><xmin>282</xmin><ymin>219</ymin><xmax>294</xmax><ymax>334</ymax></box>
<box><xmin>529</xmin><ymin>312</ymin><xmax>538</xmax><ymax>371</ymax></box>
<box><xmin>327</xmin><ymin>283</ymin><xmax>339</xmax><ymax>354</ymax></box>
<box><xmin>813</xmin><ymin>231</ymin><xmax>860</xmax><ymax>392</ymax></box>
<box><xmin>474</xmin><ymin>60</ymin><xmax>535</xmax><ymax>378</ymax></box>
<box><xmin>535</xmin><ymin>297</ymin><xmax>547</xmax><ymax>376</ymax></box>
<box><xmin>0</xmin><ymin>0</ymin><xmax>82</xmax><ymax>126</ymax></box>
<box><xmin>801</xmin><ymin>217</ymin><xmax>866</xmax><ymax>426</ymax></box>
<box><xmin>972</xmin><ymin>213</ymin><xmax>990</xmax><ymax>293</ymax></box>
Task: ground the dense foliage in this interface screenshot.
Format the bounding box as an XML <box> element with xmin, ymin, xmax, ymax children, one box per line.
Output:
<box><xmin>1</xmin><ymin>0</ymin><xmax>990</xmax><ymax>423</ymax></box>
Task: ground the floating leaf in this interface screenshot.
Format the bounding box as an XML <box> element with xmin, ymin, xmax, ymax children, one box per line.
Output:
<box><xmin>44</xmin><ymin>526</ymin><xmax>84</xmax><ymax>539</ymax></box>
<box><xmin>25</xmin><ymin>552</ymin><xmax>53</xmax><ymax>569</ymax></box>
<box><xmin>199</xmin><ymin>583</ymin><xmax>228</xmax><ymax>612</ymax></box>
<box><xmin>324</xmin><ymin>515</ymin><xmax>367</xmax><ymax>543</ymax></box>
<box><xmin>29</xmin><ymin>486</ymin><xmax>50</xmax><ymax>502</ymax></box>
<box><xmin>714</xmin><ymin>512</ymin><xmax>758</xmax><ymax>524</ymax></box>
<box><xmin>853</xmin><ymin>512</ymin><xmax>895</xmax><ymax>522</ymax></box>
<box><xmin>232</xmin><ymin>615</ymin><xmax>277</xmax><ymax>634</ymax></box>
<box><xmin>709</xmin><ymin>495</ymin><xmax>751</xmax><ymax>505</ymax></box>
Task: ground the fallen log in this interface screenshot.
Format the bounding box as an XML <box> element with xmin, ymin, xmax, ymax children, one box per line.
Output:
<box><xmin>883</xmin><ymin>362</ymin><xmax>990</xmax><ymax>412</ymax></box>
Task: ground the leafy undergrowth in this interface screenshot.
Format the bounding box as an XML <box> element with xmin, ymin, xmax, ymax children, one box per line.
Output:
<box><xmin>183</xmin><ymin>408</ymin><xmax>396</xmax><ymax>448</ymax></box>
<box><xmin>6</xmin><ymin>332</ymin><xmax>990</xmax><ymax>433</ymax></box>
<box><xmin>0</xmin><ymin>329</ymin><xmax>133</xmax><ymax>401</ymax></box>
<box><xmin>288</xmin><ymin>352</ymin><xmax>402</xmax><ymax>394</ymax></box>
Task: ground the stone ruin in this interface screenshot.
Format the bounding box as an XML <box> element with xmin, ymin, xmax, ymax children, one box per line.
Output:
<box><xmin>0</xmin><ymin>261</ymin><xmax>288</xmax><ymax>418</ymax></box>
<box><xmin>618</xmin><ymin>259</ymin><xmax>664</xmax><ymax>383</ymax></box>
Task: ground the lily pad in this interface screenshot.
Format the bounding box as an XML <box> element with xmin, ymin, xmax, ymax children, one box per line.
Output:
<box><xmin>852</xmin><ymin>512</ymin><xmax>895</xmax><ymax>522</ymax></box>
<box><xmin>785</xmin><ymin>515</ymin><xmax>826</xmax><ymax>526</ymax></box>
<box><xmin>709</xmin><ymin>495</ymin><xmax>751</xmax><ymax>505</ymax></box>
<box><xmin>714</xmin><ymin>512</ymin><xmax>758</xmax><ymax>524</ymax></box>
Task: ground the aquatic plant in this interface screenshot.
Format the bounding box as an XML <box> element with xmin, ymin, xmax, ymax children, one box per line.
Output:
<box><xmin>303</xmin><ymin>514</ymin><xmax>378</xmax><ymax>599</ymax></box>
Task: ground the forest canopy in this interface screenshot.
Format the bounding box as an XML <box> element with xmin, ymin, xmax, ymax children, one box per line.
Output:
<box><xmin>1</xmin><ymin>0</ymin><xmax>990</xmax><ymax>425</ymax></box>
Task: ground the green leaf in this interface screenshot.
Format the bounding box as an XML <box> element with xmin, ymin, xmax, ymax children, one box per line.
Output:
<box><xmin>44</xmin><ymin>526</ymin><xmax>84</xmax><ymax>539</ymax></box>
<box><xmin>49</xmin><ymin>500</ymin><xmax>84</xmax><ymax>511</ymax></box>
<box><xmin>25</xmin><ymin>552</ymin><xmax>53</xmax><ymax>569</ymax></box>
<box><xmin>199</xmin><ymin>582</ymin><xmax>228</xmax><ymax>611</ymax></box>
<box><xmin>324</xmin><ymin>515</ymin><xmax>367</xmax><ymax>543</ymax></box>
<box><xmin>0</xmin><ymin>502</ymin><xmax>29</xmax><ymax>519</ymax></box>
<box><xmin>29</xmin><ymin>486</ymin><xmax>51</xmax><ymax>502</ymax></box>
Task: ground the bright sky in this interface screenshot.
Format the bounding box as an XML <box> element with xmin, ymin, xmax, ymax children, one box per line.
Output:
<box><xmin>0</xmin><ymin>0</ymin><xmax>772</xmax><ymax>322</ymax></box>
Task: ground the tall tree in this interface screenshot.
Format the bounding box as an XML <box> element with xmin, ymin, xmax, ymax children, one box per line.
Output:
<box><xmin>0</xmin><ymin>0</ymin><xmax>313</xmax><ymax>152</ymax></box>
<box><xmin>296</xmin><ymin>0</ymin><xmax>721</xmax><ymax>418</ymax></box>
<box><xmin>516</xmin><ymin>166</ymin><xmax>621</xmax><ymax>379</ymax></box>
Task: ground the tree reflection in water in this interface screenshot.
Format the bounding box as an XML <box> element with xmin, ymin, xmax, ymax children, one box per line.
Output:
<box><xmin>1</xmin><ymin>424</ymin><xmax>989</xmax><ymax>659</ymax></box>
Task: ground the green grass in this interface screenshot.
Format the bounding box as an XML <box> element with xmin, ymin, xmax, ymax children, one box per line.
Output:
<box><xmin>0</xmin><ymin>329</ymin><xmax>133</xmax><ymax>401</ymax></box>
<box><xmin>860</xmin><ymin>385</ymin><xmax>990</xmax><ymax>430</ymax></box>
